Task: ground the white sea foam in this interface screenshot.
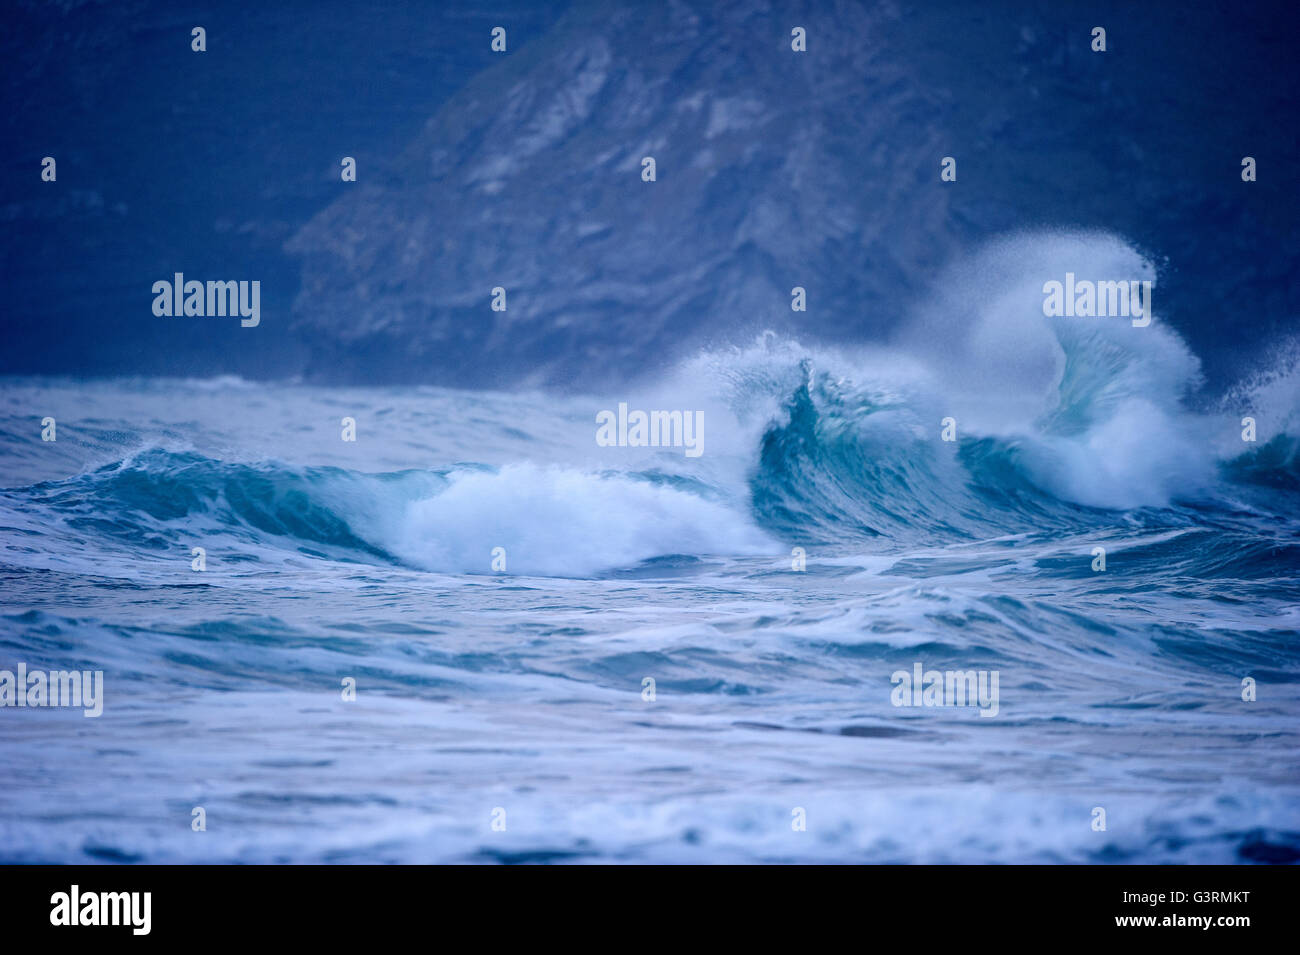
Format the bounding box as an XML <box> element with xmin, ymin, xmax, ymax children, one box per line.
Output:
<box><xmin>387</xmin><ymin>462</ymin><xmax>776</xmax><ymax>577</ymax></box>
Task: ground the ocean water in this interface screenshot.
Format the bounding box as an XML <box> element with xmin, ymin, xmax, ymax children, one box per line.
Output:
<box><xmin>1</xmin><ymin>235</ymin><xmax>1298</xmax><ymax>864</ymax></box>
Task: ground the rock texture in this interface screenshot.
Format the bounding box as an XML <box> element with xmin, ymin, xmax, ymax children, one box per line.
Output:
<box><xmin>285</xmin><ymin>0</ymin><xmax>1299</xmax><ymax>389</ymax></box>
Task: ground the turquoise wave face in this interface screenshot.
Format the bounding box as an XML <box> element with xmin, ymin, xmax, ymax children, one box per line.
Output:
<box><xmin>747</xmin><ymin>365</ymin><xmax>1300</xmax><ymax>578</ymax></box>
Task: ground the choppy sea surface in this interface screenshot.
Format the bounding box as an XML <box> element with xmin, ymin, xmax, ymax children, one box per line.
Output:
<box><xmin>2</xmin><ymin>239</ymin><xmax>1298</xmax><ymax>863</ymax></box>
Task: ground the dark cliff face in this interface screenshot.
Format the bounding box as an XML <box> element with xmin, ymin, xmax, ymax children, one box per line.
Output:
<box><xmin>285</xmin><ymin>0</ymin><xmax>942</xmax><ymax>389</ymax></box>
<box><xmin>3</xmin><ymin>0</ymin><xmax>1298</xmax><ymax>388</ymax></box>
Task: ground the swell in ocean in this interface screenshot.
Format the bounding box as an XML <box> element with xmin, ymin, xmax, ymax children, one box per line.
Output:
<box><xmin>1</xmin><ymin>230</ymin><xmax>1297</xmax><ymax>863</ymax></box>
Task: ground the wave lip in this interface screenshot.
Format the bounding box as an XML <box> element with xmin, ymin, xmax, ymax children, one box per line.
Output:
<box><xmin>730</xmin><ymin>232</ymin><xmax>1300</xmax><ymax>544</ymax></box>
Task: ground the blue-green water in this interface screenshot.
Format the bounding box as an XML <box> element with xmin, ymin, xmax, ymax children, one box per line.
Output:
<box><xmin>2</xmin><ymin>274</ymin><xmax>1298</xmax><ymax>861</ymax></box>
